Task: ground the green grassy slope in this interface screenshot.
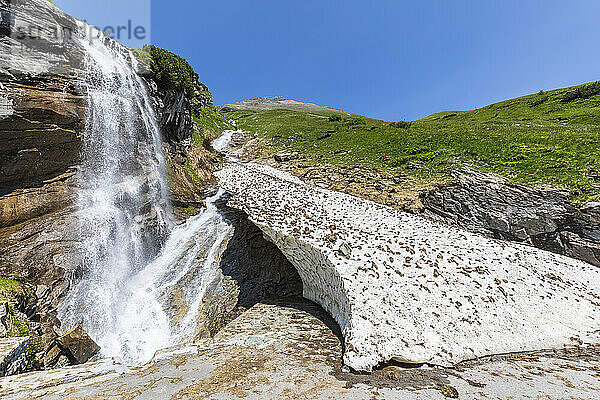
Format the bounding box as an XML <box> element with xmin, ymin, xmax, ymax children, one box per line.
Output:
<box><xmin>222</xmin><ymin>82</ymin><xmax>600</xmax><ymax>202</ymax></box>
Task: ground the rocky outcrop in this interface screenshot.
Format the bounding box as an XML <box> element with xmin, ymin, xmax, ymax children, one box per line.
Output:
<box><xmin>216</xmin><ymin>161</ymin><xmax>600</xmax><ymax>372</ymax></box>
<box><xmin>0</xmin><ymin>337</ymin><xmax>28</xmax><ymax>377</ymax></box>
<box><xmin>421</xmin><ymin>169</ymin><xmax>600</xmax><ymax>267</ymax></box>
<box><xmin>139</xmin><ymin>61</ymin><xmax>221</xmax><ymax>220</ymax></box>
<box><xmin>0</xmin><ymin>0</ymin><xmax>85</xmax><ymax>282</ymax></box>
<box><xmin>0</xmin><ymin>0</ymin><xmax>90</xmax><ymax>371</ymax></box>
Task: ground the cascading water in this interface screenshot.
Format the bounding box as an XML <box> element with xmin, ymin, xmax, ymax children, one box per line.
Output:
<box><xmin>212</xmin><ymin>129</ymin><xmax>241</xmax><ymax>152</ymax></box>
<box><xmin>58</xmin><ymin>30</ymin><xmax>233</xmax><ymax>365</ymax></box>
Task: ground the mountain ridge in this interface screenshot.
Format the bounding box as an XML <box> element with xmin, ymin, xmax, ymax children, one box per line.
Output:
<box><xmin>218</xmin><ymin>96</ymin><xmax>349</xmax><ymax>115</ymax></box>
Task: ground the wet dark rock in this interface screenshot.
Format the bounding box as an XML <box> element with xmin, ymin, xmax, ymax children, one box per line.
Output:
<box><xmin>0</xmin><ymin>337</ymin><xmax>28</xmax><ymax>377</ymax></box>
<box><xmin>217</xmin><ymin>206</ymin><xmax>303</xmax><ymax>308</ymax></box>
<box><xmin>56</xmin><ymin>325</ymin><xmax>99</xmax><ymax>365</ymax></box>
<box><xmin>420</xmin><ymin>169</ymin><xmax>600</xmax><ymax>267</ymax></box>
<box><xmin>155</xmin><ymin>89</ymin><xmax>194</xmax><ymax>143</ymax></box>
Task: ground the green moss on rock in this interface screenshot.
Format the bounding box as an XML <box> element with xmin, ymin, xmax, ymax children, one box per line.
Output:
<box><xmin>0</xmin><ymin>278</ymin><xmax>27</xmax><ymax>302</ymax></box>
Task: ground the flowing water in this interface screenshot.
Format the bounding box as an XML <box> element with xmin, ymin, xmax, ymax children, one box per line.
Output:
<box><xmin>212</xmin><ymin>129</ymin><xmax>241</xmax><ymax>152</ymax></box>
<box><xmin>58</xmin><ymin>32</ymin><xmax>233</xmax><ymax>365</ymax></box>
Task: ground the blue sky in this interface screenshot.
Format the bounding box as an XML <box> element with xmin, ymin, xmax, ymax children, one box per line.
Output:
<box><xmin>57</xmin><ymin>0</ymin><xmax>600</xmax><ymax>121</ymax></box>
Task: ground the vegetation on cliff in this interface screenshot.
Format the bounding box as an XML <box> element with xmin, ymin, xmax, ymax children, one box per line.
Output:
<box><xmin>223</xmin><ymin>81</ymin><xmax>600</xmax><ymax>202</ymax></box>
<box><xmin>136</xmin><ymin>45</ymin><xmax>233</xmax><ymax>144</ymax></box>
<box><xmin>136</xmin><ymin>45</ymin><xmax>200</xmax><ymax>98</ymax></box>
<box><xmin>0</xmin><ymin>278</ymin><xmax>32</xmax><ymax>338</ymax></box>
<box><xmin>0</xmin><ymin>278</ymin><xmax>27</xmax><ymax>302</ymax></box>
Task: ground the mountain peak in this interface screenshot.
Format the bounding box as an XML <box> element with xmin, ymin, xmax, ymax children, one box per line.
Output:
<box><xmin>218</xmin><ymin>97</ymin><xmax>346</xmax><ymax>114</ymax></box>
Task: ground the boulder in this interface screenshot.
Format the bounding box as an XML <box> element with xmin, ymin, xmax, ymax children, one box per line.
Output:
<box><xmin>56</xmin><ymin>326</ymin><xmax>99</xmax><ymax>365</ymax></box>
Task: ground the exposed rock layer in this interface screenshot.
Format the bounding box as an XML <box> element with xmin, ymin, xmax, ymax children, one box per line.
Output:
<box><xmin>216</xmin><ymin>161</ymin><xmax>600</xmax><ymax>371</ymax></box>
<box><xmin>0</xmin><ymin>337</ymin><xmax>28</xmax><ymax>377</ymax></box>
<box><xmin>421</xmin><ymin>169</ymin><xmax>600</xmax><ymax>267</ymax></box>
<box><xmin>0</xmin><ymin>0</ymin><xmax>88</xmax><ymax>367</ymax></box>
<box><xmin>0</xmin><ymin>0</ymin><xmax>85</xmax><ymax>285</ymax></box>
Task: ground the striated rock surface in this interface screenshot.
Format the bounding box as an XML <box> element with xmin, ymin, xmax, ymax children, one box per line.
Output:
<box><xmin>216</xmin><ymin>162</ymin><xmax>600</xmax><ymax>372</ymax></box>
<box><xmin>0</xmin><ymin>337</ymin><xmax>28</xmax><ymax>377</ymax></box>
<box><xmin>421</xmin><ymin>169</ymin><xmax>600</xmax><ymax>267</ymax></box>
<box><xmin>1</xmin><ymin>300</ymin><xmax>599</xmax><ymax>399</ymax></box>
<box><xmin>0</xmin><ymin>0</ymin><xmax>86</xmax><ymax>286</ymax></box>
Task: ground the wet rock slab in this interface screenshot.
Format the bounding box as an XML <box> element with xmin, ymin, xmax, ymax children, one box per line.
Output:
<box><xmin>1</xmin><ymin>301</ymin><xmax>599</xmax><ymax>399</ymax></box>
<box><xmin>215</xmin><ymin>162</ymin><xmax>600</xmax><ymax>371</ymax></box>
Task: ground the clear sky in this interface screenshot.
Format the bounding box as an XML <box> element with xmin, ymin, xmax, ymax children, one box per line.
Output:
<box><xmin>57</xmin><ymin>0</ymin><xmax>600</xmax><ymax>121</ymax></box>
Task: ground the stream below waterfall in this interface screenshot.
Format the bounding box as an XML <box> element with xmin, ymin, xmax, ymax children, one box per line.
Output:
<box><xmin>57</xmin><ymin>30</ymin><xmax>235</xmax><ymax>366</ymax></box>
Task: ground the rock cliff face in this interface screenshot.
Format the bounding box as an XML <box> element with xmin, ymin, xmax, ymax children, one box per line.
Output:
<box><xmin>0</xmin><ymin>0</ymin><xmax>85</xmax><ymax>286</ymax></box>
<box><xmin>421</xmin><ymin>169</ymin><xmax>600</xmax><ymax>267</ymax></box>
<box><xmin>0</xmin><ymin>0</ymin><xmax>222</xmax><ymax>369</ymax></box>
<box><xmin>0</xmin><ymin>0</ymin><xmax>88</xmax><ymax>364</ymax></box>
<box><xmin>0</xmin><ymin>0</ymin><xmax>218</xmax><ymax>280</ymax></box>
<box><xmin>137</xmin><ymin>58</ymin><xmax>220</xmax><ymax>219</ymax></box>
<box><xmin>216</xmin><ymin>161</ymin><xmax>600</xmax><ymax>372</ymax></box>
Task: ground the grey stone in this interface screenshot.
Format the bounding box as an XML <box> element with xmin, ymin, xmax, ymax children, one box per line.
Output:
<box><xmin>338</xmin><ymin>242</ymin><xmax>352</xmax><ymax>258</ymax></box>
<box><xmin>0</xmin><ymin>302</ymin><xmax>599</xmax><ymax>399</ymax></box>
<box><xmin>421</xmin><ymin>168</ymin><xmax>600</xmax><ymax>266</ymax></box>
<box><xmin>0</xmin><ymin>337</ymin><xmax>28</xmax><ymax>377</ymax></box>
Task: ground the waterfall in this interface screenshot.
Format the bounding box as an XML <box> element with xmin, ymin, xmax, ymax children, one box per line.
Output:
<box><xmin>58</xmin><ymin>30</ymin><xmax>233</xmax><ymax>365</ymax></box>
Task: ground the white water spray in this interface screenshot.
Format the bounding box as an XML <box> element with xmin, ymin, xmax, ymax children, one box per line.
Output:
<box><xmin>58</xmin><ymin>32</ymin><xmax>233</xmax><ymax>365</ymax></box>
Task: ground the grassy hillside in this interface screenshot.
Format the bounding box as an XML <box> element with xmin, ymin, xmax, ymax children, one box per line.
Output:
<box><xmin>222</xmin><ymin>82</ymin><xmax>600</xmax><ymax>202</ymax></box>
